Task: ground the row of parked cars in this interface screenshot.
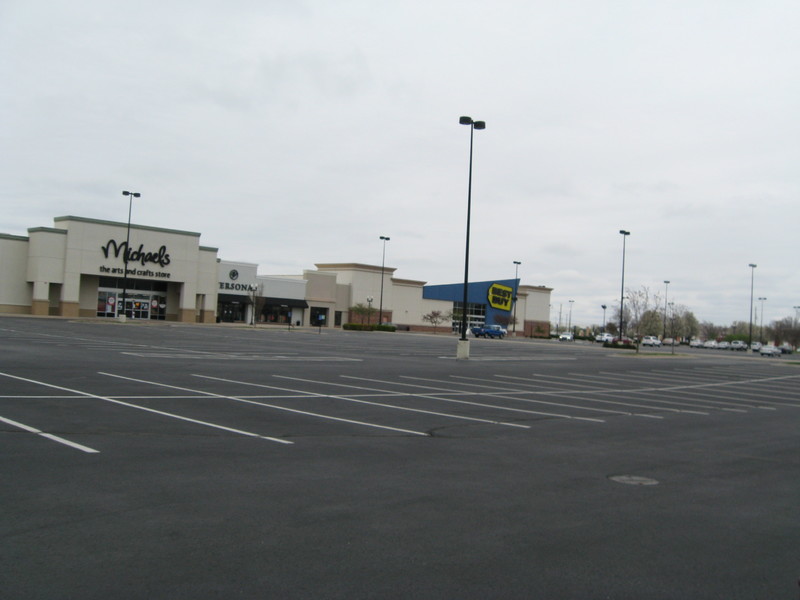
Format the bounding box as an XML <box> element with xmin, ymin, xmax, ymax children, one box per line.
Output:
<box><xmin>591</xmin><ymin>333</ymin><xmax>794</xmax><ymax>356</ymax></box>
<box><xmin>690</xmin><ymin>339</ymin><xmax>793</xmax><ymax>356</ymax></box>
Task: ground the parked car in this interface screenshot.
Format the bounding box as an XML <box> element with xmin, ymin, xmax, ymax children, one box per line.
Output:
<box><xmin>703</xmin><ymin>340</ymin><xmax>718</xmax><ymax>349</ymax></box>
<box><xmin>641</xmin><ymin>335</ymin><xmax>662</xmax><ymax>347</ymax></box>
<box><xmin>595</xmin><ymin>332</ymin><xmax>614</xmax><ymax>343</ymax></box>
<box><xmin>558</xmin><ymin>332</ymin><xmax>574</xmax><ymax>341</ymax></box>
<box><xmin>471</xmin><ymin>324</ymin><xmax>505</xmax><ymax>339</ymax></box>
<box><xmin>760</xmin><ymin>345</ymin><xmax>781</xmax><ymax>357</ymax></box>
<box><xmin>730</xmin><ymin>340</ymin><xmax>748</xmax><ymax>351</ymax></box>
<box><xmin>689</xmin><ymin>339</ymin><xmax>703</xmax><ymax>348</ymax></box>
<box><xmin>662</xmin><ymin>338</ymin><xmax>676</xmax><ymax>346</ymax></box>
<box><xmin>750</xmin><ymin>342</ymin><xmax>763</xmax><ymax>352</ymax></box>
<box><xmin>717</xmin><ymin>341</ymin><xmax>731</xmax><ymax>350</ymax></box>
<box><xmin>611</xmin><ymin>336</ymin><xmax>635</xmax><ymax>346</ymax></box>
<box><xmin>778</xmin><ymin>343</ymin><xmax>793</xmax><ymax>354</ymax></box>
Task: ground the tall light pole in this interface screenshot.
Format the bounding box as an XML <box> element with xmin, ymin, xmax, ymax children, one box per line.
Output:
<box><xmin>758</xmin><ymin>297</ymin><xmax>767</xmax><ymax>344</ymax></box>
<box><xmin>457</xmin><ymin>116</ymin><xmax>485</xmax><ymax>359</ymax></box>
<box><xmin>619</xmin><ymin>230</ymin><xmax>630</xmax><ymax>337</ymax></box>
<box><xmin>663</xmin><ymin>280</ymin><xmax>670</xmax><ymax>339</ymax></box>
<box><xmin>378</xmin><ymin>236</ymin><xmax>390</xmax><ymax>325</ymax></box>
<box><xmin>120</xmin><ymin>190</ymin><xmax>141</xmax><ymax>321</ymax></box>
<box><xmin>794</xmin><ymin>306</ymin><xmax>800</xmax><ymax>328</ymax></box>
<box><xmin>512</xmin><ymin>260</ymin><xmax>521</xmax><ymax>336</ymax></box>
<box><xmin>367</xmin><ymin>296</ymin><xmax>373</xmax><ymax>326</ymax></box>
<box><xmin>568</xmin><ymin>299</ymin><xmax>574</xmax><ymax>333</ymax></box>
<box><xmin>601</xmin><ymin>304</ymin><xmax>607</xmax><ymax>332</ymax></box>
<box><xmin>668</xmin><ymin>302</ymin><xmax>676</xmax><ymax>354</ymax></box>
<box><xmin>748</xmin><ymin>263</ymin><xmax>757</xmax><ymax>347</ymax></box>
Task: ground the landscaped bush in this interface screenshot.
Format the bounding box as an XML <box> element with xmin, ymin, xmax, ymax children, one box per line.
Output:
<box><xmin>604</xmin><ymin>340</ymin><xmax>637</xmax><ymax>350</ymax></box>
<box><xmin>342</xmin><ymin>323</ymin><xmax>396</xmax><ymax>332</ymax></box>
<box><xmin>343</xmin><ymin>323</ymin><xmax>374</xmax><ymax>331</ymax></box>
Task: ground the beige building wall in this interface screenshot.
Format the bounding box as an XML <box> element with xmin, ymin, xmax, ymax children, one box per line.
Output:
<box><xmin>0</xmin><ymin>235</ymin><xmax>33</xmax><ymax>312</ymax></box>
<box><xmin>1</xmin><ymin>216</ymin><xmax>219</xmax><ymax>321</ymax></box>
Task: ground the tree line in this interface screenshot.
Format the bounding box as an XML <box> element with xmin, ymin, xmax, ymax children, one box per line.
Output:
<box><xmin>601</xmin><ymin>285</ymin><xmax>799</xmax><ymax>347</ymax></box>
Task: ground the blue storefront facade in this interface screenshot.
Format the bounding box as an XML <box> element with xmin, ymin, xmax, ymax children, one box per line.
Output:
<box><xmin>423</xmin><ymin>279</ymin><xmax>519</xmax><ymax>333</ymax></box>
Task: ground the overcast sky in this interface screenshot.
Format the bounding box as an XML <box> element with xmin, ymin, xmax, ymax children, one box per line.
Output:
<box><xmin>2</xmin><ymin>0</ymin><xmax>798</xmax><ymax>328</ymax></box>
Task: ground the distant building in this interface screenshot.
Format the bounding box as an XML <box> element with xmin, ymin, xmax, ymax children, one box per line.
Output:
<box><xmin>0</xmin><ymin>216</ymin><xmax>551</xmax><ymax>336</ymax></box>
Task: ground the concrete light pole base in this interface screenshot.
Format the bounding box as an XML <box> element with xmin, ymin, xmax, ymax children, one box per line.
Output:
<box><xmin>117</xmin><ymin>315</ymin><xmax>127</xmax><ymax>323</ymax></box>
<box><xmin>456</xmin><ymin>339</ymin><xmax>470</xmax><ymax>359</ymax></box>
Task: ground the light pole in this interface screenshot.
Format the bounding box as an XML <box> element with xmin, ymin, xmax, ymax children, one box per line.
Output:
<box><xmin>668</xmin><ymin>302</ymin><xmax>676</xmax><ymax>354</ymax></box>
<box><xmin>512</xmin><ymin>260</ymin><xmax>521</xmax><ymax>336</ymax></box>
<box><xmin>794</xmin><ymin>306</ymin><xmax>800</xmax><ymax>328</ymax></box>
<box><xmin>663</xmin><ymin>280</ymin><xmax>670</xmax><ymax>339</ymax></box>
<box><xmin>120</xmin><ymin>190</ymin><xmax>141</xmax><ymax>321</ymax></box>
<box><xmin>378</xmin><ymin>236</ymin><xmax>390</xmax><ymax>325</ymax></box>
<box><xmin>619</xmin><ymin>230</ymin><xmax>630</xmax><ymax>337</ymax></box>
<box><xmin>457</xmin><ymin>116</ymin><xmax>485</xmax><ymax>359</ymax></box>
<box><xmin>758</xmin><ymin>297</ymin><xmax>767</xmax><ymax>344</ymax></box>
<box><xmin>601</xmin><ymin>304</ymin><xmax>607</xmax><ymax>332</ymax></box>
<box><xmin>748</xmin><ymin>263</ymin><xmax>757</xmax><ymax>347</ymax></box>
<box><xmin>367</xmin><ymin>296</ymin><xmax>373</xmax><ymax>326</ymax></box>
<box><xmin>568</xmin><ymin>299</ymin><xmax>574</xmax><ymax>333</ymax></box>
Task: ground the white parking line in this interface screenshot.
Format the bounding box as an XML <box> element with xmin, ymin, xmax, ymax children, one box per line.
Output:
<box><xmin>402</xmin><ymin>375</ymin><xmax>657</xmax><ymax>418</ymax></box>
<box><xmin>0</xmin><ymin>371</ymin><xmax>291</xmax><ymax>445</ymax></box>
<box><xmin>266</xmin><ymin>375</ymin><xmax>530</xmax><ymax>429</ymax></box>
<box><xmin>103</xmin><ymin>373</ymin><xmax>428</xmax><ymax>437</ymax></box>
<box><xmin>341</xmin><ymin>376</ymin><xmax>606</xmax><ymax>423</ymax></box>
<box><xmin>0</xmin><ymin>415</ymin><xmax>99</xmax><ymax>454</ymax></box>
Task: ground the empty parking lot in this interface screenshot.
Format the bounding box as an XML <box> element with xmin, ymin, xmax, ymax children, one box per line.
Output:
<box><xmin>2</xmin><ymin>317</ymin><xmax>798</xmax><ymax>598</ymax></box>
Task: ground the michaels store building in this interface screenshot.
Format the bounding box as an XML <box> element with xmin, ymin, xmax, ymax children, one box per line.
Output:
<box><xmin>0</xmin><ymin>216</ymin><xmax>219</xmax><ymax>322</ymax></box>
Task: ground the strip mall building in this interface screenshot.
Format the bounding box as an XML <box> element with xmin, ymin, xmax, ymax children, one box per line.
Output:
<box><xmin>0</xmin><ymin>216</ymin><xmax>552</xmax><ymax>336</ymax></box>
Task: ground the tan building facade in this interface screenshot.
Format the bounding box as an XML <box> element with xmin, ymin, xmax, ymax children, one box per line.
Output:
<box><xmin>0</xmin><ymin>216</ymin><xmax>218</xmax><ymax>322</ymax></box>
<box><xmin>1</xmin><ymin>217</ymin><xmax>552</xmax><ymax>334</ymax></box>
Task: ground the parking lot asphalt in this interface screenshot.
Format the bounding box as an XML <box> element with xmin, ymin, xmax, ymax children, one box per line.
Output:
<box><xmin>1</xmin><ymin>316</ymin><xmax>799</xmax><ymax>599</ymax></box>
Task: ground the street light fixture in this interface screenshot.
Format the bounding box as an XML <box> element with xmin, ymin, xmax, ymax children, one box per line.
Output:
<box><xmin>120</xmin><ymin>190</ymin><xmax>141</xmax><ymax>321</ymax></box>
<box><xmin>619</xmin><ymin>230</ymin><xmax>630</xmax><ymax>337</ymax></box>
<box><xmin>748</xmin><ymin>263</ymin><xmax>757</xmax><ymax>347</ymax></box>
<box><xmin>512</xmin><ymin>261</ymin><xmax>521</xmax><ymax>336</ymax></box>
<box><xmin>758</xmin><ymin>297</ymin><xmax>767</xmax><ymax>344</ymax></box>
<box><xmin>663</xmin><ymin>280</ymin><xmax>670</xmax><ymax>339</ymax></box>
<box><xmin>457</xmin><ymin>116</ymin><xmax>486</xmax><ymax>359</ymax></box>
<box><xmin>378</xmin><ymin>236</ymin><xmax>390</xmax><ymax>325</ymax></box>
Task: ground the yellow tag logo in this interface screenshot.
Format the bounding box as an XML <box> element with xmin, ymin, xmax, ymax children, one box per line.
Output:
<box><xmin>488</xmin><ymin>283</ymin><xmax>513</xmax><ymax>311</ymax></box>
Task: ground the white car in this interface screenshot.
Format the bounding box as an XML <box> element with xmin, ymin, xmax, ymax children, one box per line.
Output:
<box><xmin>689</xmin><ymin>339</ymin><xmax>703</xmax><ymax>348</ymax></box>
<box><xmin>750</xmin><ymin>342</ymin><xmax>762</xmax><ymax>352</ymax></box>
<box><xmin>595</xmin><ymin>333</ymin><xmax>613</xmax><ymax>343</ymax></box>
<box><xmin>703</xmin><ymin>340</ymin><xmax>718</xmax><ymax>349</ymax></box>
<box><xmin>558</xmin><ymin>332</ymin><xmax>574</xmax><ymax>341</ymax></box>
<box><xmin>760</xmin><ymin>345</ymin><xmax>781</xmax><ymax>357</ymax></box>
<box><xmin>641</xmin><ymin>336</ymin><xmax>662</xmax><ymax>347</ymax></box>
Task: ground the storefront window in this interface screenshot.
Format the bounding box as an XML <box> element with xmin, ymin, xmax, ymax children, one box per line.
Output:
<box><xmin>451</xmin><ymin>302</ymin><xmax>486</xmax><ymax>333</ymax></box>
<box><xmin>97</xmin><ymin>291</ymin><xmax>117</xmax><ymax>317</ymax></box>
<box><xmin>97</xmin><ymin>286</ymin><xmax>168</xmax><ymax>320</ymax></box>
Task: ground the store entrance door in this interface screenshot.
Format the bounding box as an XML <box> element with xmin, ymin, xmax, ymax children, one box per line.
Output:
<box><xmin>124</xmin><ymin>295</ymin><xmax>150</xmax><ymax>320</ymax></box>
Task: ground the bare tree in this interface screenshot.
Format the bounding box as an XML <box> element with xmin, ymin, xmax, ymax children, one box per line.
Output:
<box><xmin>422</xmin><ymin>310</ymin><xmax>447</xmax><ymax>334</ymax></box>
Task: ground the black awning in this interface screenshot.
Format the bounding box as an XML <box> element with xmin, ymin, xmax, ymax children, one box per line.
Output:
<box><xmin>217</xmin><ymin>293</ymin><xmax>252</xmax><ymax>304</ymax></box>
<box><xmin>262</xmin><ymin>297</ymin><xmax>309</xmax><ymax>308</ymax></box>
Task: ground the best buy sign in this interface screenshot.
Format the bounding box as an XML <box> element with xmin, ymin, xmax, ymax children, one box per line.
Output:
<box><xmin>488</xmin><ymin>283</ymin><xmax>513</xmax><ymax>311</ymax></box>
